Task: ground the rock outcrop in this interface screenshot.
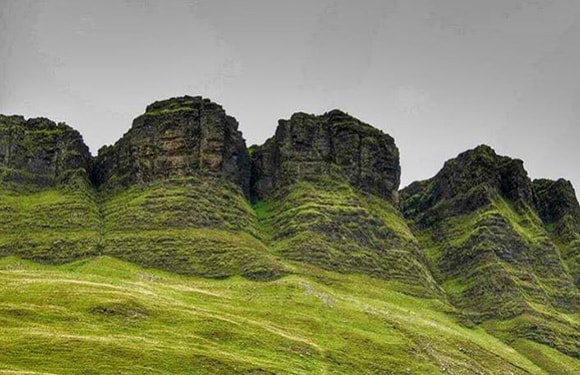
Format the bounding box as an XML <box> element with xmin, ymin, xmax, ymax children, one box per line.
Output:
<box><xmin>0</xmin><ymin>115</ymin><xmax>92</xmax><ymax>188</ymax></box>
<box><xmin>95</xmin><ymin>96</ymin><xmax>251</xmax><ymax>196</ymax></box>
<box><xmin>534</xmin><ymin>178</ymin><xmax>580</xmax><ymax>234</ymax></box>
<box><xmin>0</xmin><ymin>115</ymin><xmax>99</xmax><ymax>263</ymax></box>
<box><xmin>402</xmin><ymin>145</ymin><xmax>536</xmax><ymax>223</ymax></box>
<box><xmin>251</xmin><ymin>110</ymin><xmax>401</xmax><ymax>204</ymax></box>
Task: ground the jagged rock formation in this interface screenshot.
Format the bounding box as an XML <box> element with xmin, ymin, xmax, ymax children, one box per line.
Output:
<box><xmin>95</xmin><ymin>96</ymin><xmax>251</xmax><ymax>197</ymax></box>
<box><xmin>251</xmin><ymin>110</ymin><xmax>400</xmax><ymax>204</ymax></box>
<box><xmin>534</xmin><ymin>178</ymin><xmax>580</xmax><ymax>236</ymax></box>
<box><xmin>534</xmin><ymin>178</ymin><xmax>580</xmax><ymax>288</ymax></box>
<box><xmin>401</xmin><ymin>145</ymin><xmax>580</xmax><ymax>356</ymax></box>
<box><xmin>0</xmin><ymin>115</ymin><xmax>92</xmax><ymax>188</ymax></box>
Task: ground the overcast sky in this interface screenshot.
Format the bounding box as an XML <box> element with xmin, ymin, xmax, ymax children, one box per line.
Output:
<box><xmin>1</xmin><ymin>0</ymin><xmax>579</xmax><ymax>191</ymax></box>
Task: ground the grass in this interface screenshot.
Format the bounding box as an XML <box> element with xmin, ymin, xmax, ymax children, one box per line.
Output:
<box><xmin>0</xmin><ymin>255</ymin><xmax>571</xmax><ymax>374</ymax></box>
<box><xmin>99</xmin><ymin>177</ymin><xmax>284</xmax><ymax>279</ymax></box>
<box><xmin>256</xmin><ymin>176</ymin><xmax>441</xmax><ymax>297</ymax></box>
<box><xmin>0</xmin><ymin>184</ymin><xmax>100</xmax><ymax>263</ymax></box>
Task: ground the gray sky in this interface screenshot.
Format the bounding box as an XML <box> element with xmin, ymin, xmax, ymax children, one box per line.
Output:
<box><xmin>1</xmin><ymin>0</ymin><xmax>579</xmax><ymax>191</ymax></box>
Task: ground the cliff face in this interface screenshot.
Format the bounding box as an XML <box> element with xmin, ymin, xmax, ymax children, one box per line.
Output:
<box><xmin>95</xmin><ymin>96</ymin><xmax>251</xmax><ymax>197</ymax></box>
<box><xmin>4</xmin><ymin>97</ymin><xmax>580</xmax><ymax>366</ymax></box>
<box><xmin>0</xmin><ymin>115</ymin><xmax>92</xmax><ymax>188</ymax></box>
<box><xmin>534</xmin><ymin>178</ymin><xmax>580</xmax><ymax>235</ymax></box>
<box><xmin>251</xmin><ymin>110</ymin><xmax>401</xmax><ymax>204</ymax></box>
<box><xmin>402</xmin><ymin>145</ymin><xmax>536</xmax><ymax>223</ymax></box>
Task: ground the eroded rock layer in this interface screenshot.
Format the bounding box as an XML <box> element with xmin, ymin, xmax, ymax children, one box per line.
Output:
<box><xmin>251</xmin><ymin>110</ymin><xmax>401</xmax><ymax>204</ymax></box>
<box><xmin>95</xmin><ymin>96</ymin><xmax>250</xmax><ymax>196</ymax></box>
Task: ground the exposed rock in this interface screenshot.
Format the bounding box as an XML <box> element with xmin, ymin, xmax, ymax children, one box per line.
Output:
<box><xmin>401</xmin><ymin>145</ymin><xmax>536</xmax><ymax>223</ymax></box>
<box><xmin>0</xmin><ymin>115</ymin><xmax>92</xmax><ymax>188</ymax></box>
<box><xmin>534</xmin><ymin>178</ymin><xmax>580</xmax><ymax>233</ymax></box>
<box><xmin>251</xmin><ymin>110</ymin><xmax>400</xmax><ymax>203</ymax></box>
<box><xmin>95</xmin><ymin>96</ymin><xmax>251</xmax><ymax>196</ymax></box>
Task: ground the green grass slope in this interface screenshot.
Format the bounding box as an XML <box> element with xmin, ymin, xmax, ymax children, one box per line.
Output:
<box><xmin>100</xmin><ymin>177</ymin><xmax>284</xmax><ymax>280</ymax></box>
<box><xmin>1</xmin><ymin>255</ymin><xmax>573</xmax><ymax>374</ymax></box>
<box><xmin>0</xmin><ymin>181</ymin><xmax>100</xmax><ymax>263</ymax></box>
<box><xmin>254</xmin><ymin>175</ymin><xmax>441</xmax><ymax>298</ymax></box>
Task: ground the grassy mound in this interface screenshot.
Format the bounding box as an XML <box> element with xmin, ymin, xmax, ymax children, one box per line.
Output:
<box><xmin>0</xmin><ymin>182</ymin><xmax>100</xmax><ymax>263</ymax></box>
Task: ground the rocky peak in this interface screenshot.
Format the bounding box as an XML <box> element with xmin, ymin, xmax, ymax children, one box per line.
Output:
<box><xmin>0</xmin><ymin>115</ymin><xmax>92</xmax><ymax>188</ymax></box>
<box><xmin>401</xmin><ymin>145</ymin><xmax>537</xmax><ymax>222</ymax></box>
<box><xmin>435</xmin><ymin>145</ymin><xmax>535</xmax><ymax>205</ymax></box>
<box><xmin>95</xmin><ymin>96</ymin><xmax>251</xmax><ymax>196</ymax></box>
<box><xmin>251</xmin><ymin>110</ymin><xmax>401</xmax><ymax>203</ymax></box>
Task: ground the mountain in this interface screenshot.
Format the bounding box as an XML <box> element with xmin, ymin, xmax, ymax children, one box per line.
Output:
<box><xmin>400</xmin><ymin>145</ymin><xmax>580</xmax><ymax>358</ymax></box>
<box><xmin>1</xmin><ymin>97</ymin><xmax>580</xmax><ymax>374</ymax></box>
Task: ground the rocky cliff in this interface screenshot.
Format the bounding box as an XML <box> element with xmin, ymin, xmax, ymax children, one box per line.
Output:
<box><xmin>401</xmin><ymin>145</ymin><xmax>580</xmax><ymax>356</ymax></box>
<box><xmin>3</xmin><ymin>97</ymin><xmax>580</xmax><ymax>364</ymax></box>
<box><xmin>0</xmin><ymin>115</ymin><xmax>92</xmax><ymax>188</ymax></box>
<box><xmin>0</xmin><ymin>115</ymin><xmax>99</xmax><ymax>263</ymax></box>
<box><xmin>251</xmin><ymin>110</ymin><xmax>401</xmax><ymax>204</ymax></box>
<box><xmin>250</xmin><ymin>110</ymin><xmax>439</xmax><ymax>296</ymax></box>
<box><xmin>95</xmin><ymin>96</ymin><xmax>251</xmax><ymax>197</ymax></box>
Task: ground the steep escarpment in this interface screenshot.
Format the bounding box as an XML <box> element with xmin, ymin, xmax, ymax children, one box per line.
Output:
<box><xmin>95</xmin><ymin>96</ymin><xmax>250</xmax><ymax>196</ymax></box>
<box><xmin>94</xmin><ymin>97</ymin><xmax>282</xmax><ymax>279</ymax></box>
<box><xmin>534</xmin><ymin>178</ymin><xmax>580</xmax><ymax>287</ymax></box>
<box><xmin>0</xmin><ymin>115</ymin><xmax>99</xmax><ymax>262</ymax></box>
<box><xmin>251</xmin><ymin>110</ymin><xmax>440</xmax><ymax>296</ymax></box>
<box><xmin>0</xmin><ymin>115</ymin><xmax>92</xmax><ymax>188</ymax></box>
<box><xmin>401</xmin><ymin>145</ymin><xmax>580</xmax><ymax>356</ymax></box>
<box><xmin>251</xmin><ymin>110</ymin><xmax>400</xmax><ymax>204</ymax></box>
<box><xmin>3</xmin><ymin>98</ymin><xmax>580</xmax><ymax>372</ymax></box>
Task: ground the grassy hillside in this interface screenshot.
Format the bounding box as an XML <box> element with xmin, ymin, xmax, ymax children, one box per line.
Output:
<box><xmin>0</xmin><ymin>181</ymin><xmax>100</xmax><ymax>263</ymax></box>
<box><xmin>99</xmin><ymin>177</ymin><xmax>284</xmax><ymax>280</ymax></box>
<box><xmin>254</xmin><ymin>175</ymin><xmax>441</xmax><ymax>298</ymax></box>
<box><xmin>3</xmin><ymin>255</ymin><xmax>578</xmax><ymax>374</ymax></box>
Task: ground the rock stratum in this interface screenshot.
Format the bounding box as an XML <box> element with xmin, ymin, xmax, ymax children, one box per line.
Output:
<box><xmin>2</xmin><ymin>96</ymin><xmax>580</xmax><ymax>374</ymax></box>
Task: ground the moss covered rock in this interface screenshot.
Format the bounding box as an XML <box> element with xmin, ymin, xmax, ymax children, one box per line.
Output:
<box><xmin>401</xmin><ymin>145</ymin><xmax>580</xmax><ymax>356</ymax></box>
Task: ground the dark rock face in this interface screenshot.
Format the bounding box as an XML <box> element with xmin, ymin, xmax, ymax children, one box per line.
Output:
<box><xmin>431</xmin><ymin>145</ymin><xmax>534</xmax><ymax>205</ymax></box>
<box><xmin>534</xmin><ymin>178</ymin><xmax>580</xmax><ymax>232</ymax></box>
<box><xmin>95</xmin><ymin>96</ymin><xmax>251</xmax><ymax>196</ymax></box>
<box><xmin>251</xmin><ymin>110</ymin><xmax>401</xmax><ymax>203</ymax></box>
<box><xmin>0</xmin><ymin>115</ymin><xmax>92</xmax><ymax>188</ymax></box>
<box><xmin>401</xmin><ymin>145</ymin><xmax>536</xmax><ymax>223</ymax></box>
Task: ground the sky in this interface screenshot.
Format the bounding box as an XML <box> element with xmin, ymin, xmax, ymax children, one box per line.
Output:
<box><xmin>1</xmin><ymin>0</ymin><xmax>579</xmax><ymax>191</ymax></box>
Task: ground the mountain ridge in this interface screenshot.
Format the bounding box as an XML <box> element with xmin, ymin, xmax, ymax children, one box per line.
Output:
<box><xmin>2</xmin><ymin>95</ymin><xmax>580</xmax><ymax>373</ymax></box>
